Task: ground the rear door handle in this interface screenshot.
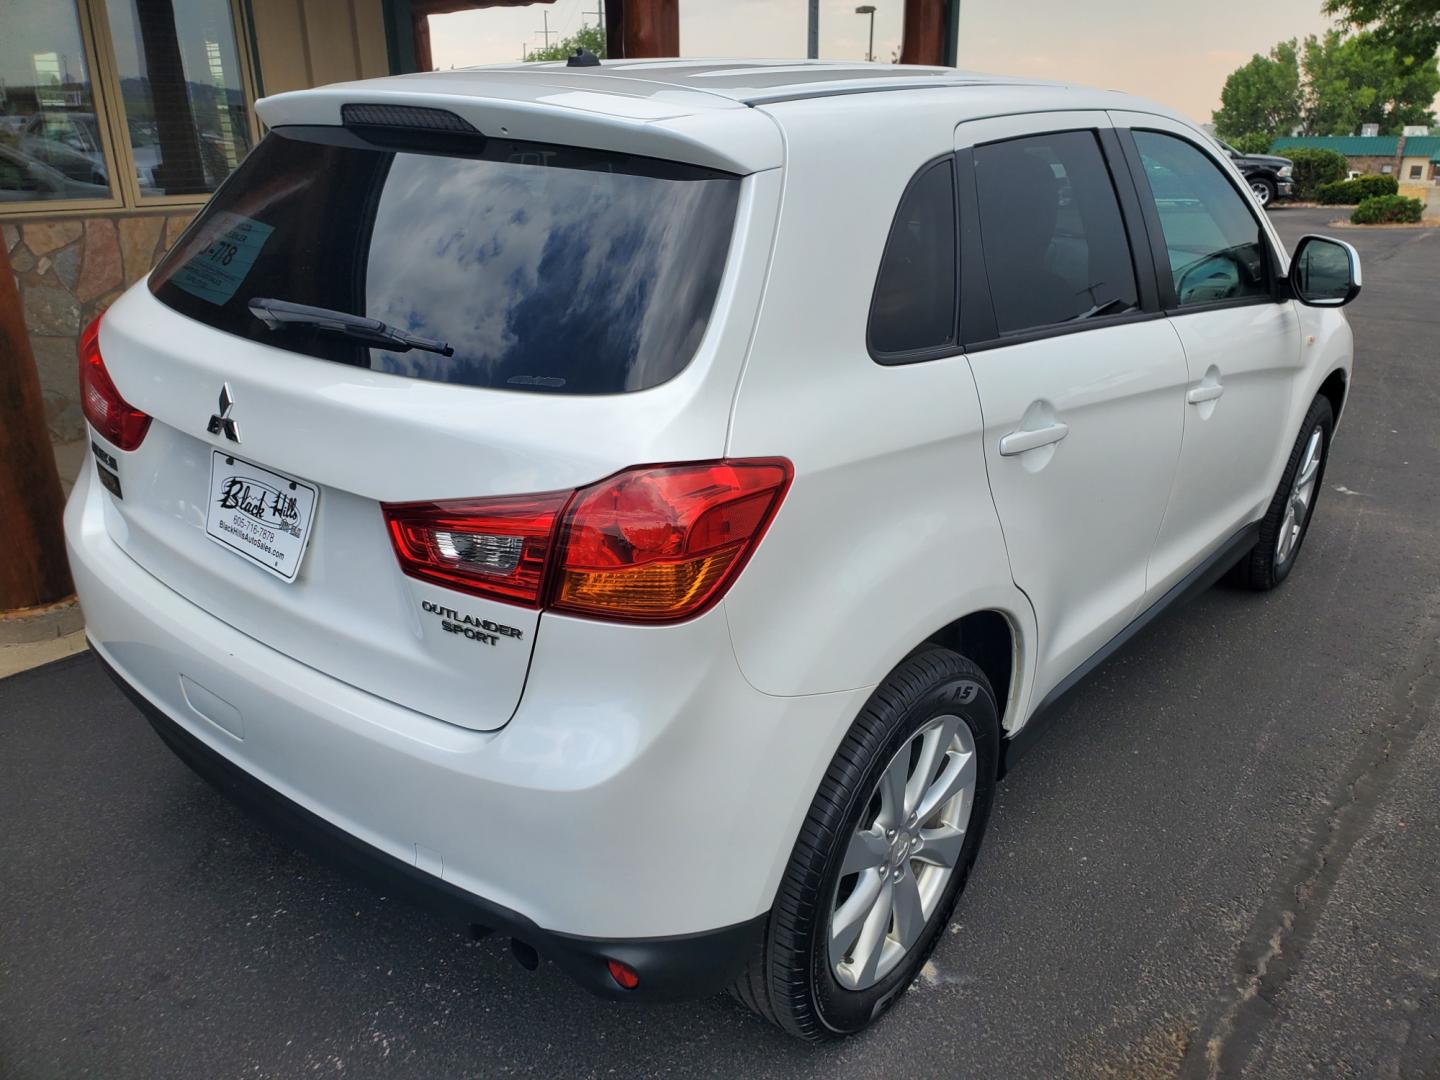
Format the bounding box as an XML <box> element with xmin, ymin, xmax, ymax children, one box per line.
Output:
<box><xmin>999</xmin><ymin>422</ymin><xmax>1070</xmax><ymax>456</ymax></box>
<box><xmin>1186</xmin><ymin>384</ymin><xmax>1224</xmax><ymax>405</ymax></box>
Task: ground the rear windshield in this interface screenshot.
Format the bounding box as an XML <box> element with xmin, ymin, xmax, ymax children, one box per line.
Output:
<box><xmin>149</xmin><ymin>125</ymin><xmax>741</xmax><ymax>395</ymax></box>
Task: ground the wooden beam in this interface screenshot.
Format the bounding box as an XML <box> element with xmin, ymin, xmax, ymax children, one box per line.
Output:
<box><xmin>605</xmin><ymin>0</ymin><xmax>677</xmax><ymax>59</ymax></box>
<box><xmin>413</xmin><ymin>5</ymin><xmax>434</xmax><ymax>70</ymax></box>
<box><xmin>900</xmin><ymin>0</ymin><xmax>947</xmax><ymax>65</ymax></box>
<box><xmin>604</xmin><ymin>0</ymin><xmax>624</xmax><ymax>58</ymax></box>
<box><xmin>0</xmin><ymin>242</ymin><xmax>74</xmax><ymax>613</ymax></box>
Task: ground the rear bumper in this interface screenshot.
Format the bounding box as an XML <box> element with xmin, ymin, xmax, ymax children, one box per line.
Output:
<box><xmin>97</xmin><ymin>648</ymin><xmax>764</xmax><ymax>999</ymax></box>
<box><xmin>66</xmin><ymin>462</ymin><xmax>867</xmax><ymax>998</ymax></box>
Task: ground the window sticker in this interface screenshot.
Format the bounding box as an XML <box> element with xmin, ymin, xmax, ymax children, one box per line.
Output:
<box><xmin>170</xmin><ymin>211</ymin><xmax>275</xmax><ymax>306</ymax></box>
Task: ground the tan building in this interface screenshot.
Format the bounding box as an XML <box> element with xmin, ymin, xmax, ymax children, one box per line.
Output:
<box><xmin>1</xmin><ymin>0</ymin><xmax>411</xmax><ymax>441</ymax></box>
<box><xmin>1271</xmin><ymin>133</ymin><xmax>1440</xmax><ymax>185</ymax></box>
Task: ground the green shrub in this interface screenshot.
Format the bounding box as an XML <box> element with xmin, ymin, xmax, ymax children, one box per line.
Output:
<box><xmin>1284</xmin><ymin>148</ymin><xmax>1349</xmax><ymax>200</ymax></box>
<box><xmin>1351</xmin><ymin>194</ymin><xmax>1424</xmax><ymax>224</ymax></box>
<box><xmin>1317</xmin><ymin>174</ymin><xmax>1400</xmax><ymax>204</ymax></box>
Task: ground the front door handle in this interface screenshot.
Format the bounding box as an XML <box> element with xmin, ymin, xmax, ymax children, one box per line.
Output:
<box><xmin>1186</xmin><ymin>384</ymin><xmax>1224</xmax><ymax>405</ymax></box>
<box><xmin>999</xmin><ymin>422</ymin><xmax>1070</xmax><ymax>456</ymax></box>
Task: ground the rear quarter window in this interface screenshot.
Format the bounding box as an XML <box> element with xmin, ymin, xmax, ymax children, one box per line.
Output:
<box><xmin>867</xmin><ymin>157</ymin><xmax>959</xmax><ymax>361</ymax></box>
<box><xmin>151</xmin><ymin>126</ymin><xmax>742</xmax><ymax>395</ymax></box>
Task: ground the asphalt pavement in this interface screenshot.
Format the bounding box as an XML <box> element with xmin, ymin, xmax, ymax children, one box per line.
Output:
<box><xmin>2</xmin><ymin>208</ymin><xmax>1438</xmax><ymax>1078</ymax></box>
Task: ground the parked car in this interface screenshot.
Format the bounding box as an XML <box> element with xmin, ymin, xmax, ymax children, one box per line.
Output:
<box><xmin>1216</xmin><ymin>138</ymin><xmax>1295</xmax><ymax>206</ymax></box>
<box><xmin>0</xmin><ymin>143</ymin><xmax>110</xmax><ymax>201</ymax></box>
<box><xmin>16</xmin><ymin>109</ymin><xmax>197</xmax><ymax>195</ymax></box>
<box><xmin>67</xmin><ymin>60</ymin><xmax>1360</xmax><ymax>1040</ymax></box>
<box><xmin>17</xmin><ymin>111</ymin><xmax>109</xmax><ymax>189</ymax></box>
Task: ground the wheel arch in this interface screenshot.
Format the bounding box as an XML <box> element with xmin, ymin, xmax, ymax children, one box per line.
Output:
<box><xmin>919</xmin><ymin>609</ymin><xmax>1019</xmax><ymax>734</ymax></box>
<box><xmin>1319</xmin><ymin>367</ymin><xmax>1348</xmax><ymax>424</ymax></box>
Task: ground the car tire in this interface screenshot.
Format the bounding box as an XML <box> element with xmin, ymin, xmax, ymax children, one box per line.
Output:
<box><xmin>730</xmin><ymin>647</ymin><xmax>999</xmax><ymax>1040</ymax></box>
<box><xmin>1232</xmin><ymin>394</ymin><xmax>1334</xmax><ymax>591</ymax></box>
<box><xmin>1250</xmin><ymin>177</ymin><xmax>1276</xmax><ymax>207</ymax></box>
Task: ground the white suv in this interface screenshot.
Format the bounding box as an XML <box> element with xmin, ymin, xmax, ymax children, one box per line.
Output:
<box><xmin>66</xmin><ymin>60</ymin><xmax>1360</xmax><ymax>1039</ymax></box>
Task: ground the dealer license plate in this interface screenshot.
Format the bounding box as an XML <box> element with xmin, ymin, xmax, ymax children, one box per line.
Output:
<box><xmin>204</xmin><ymin>450</ymin><xmax>319</xmax><ymax>582</ymax></box>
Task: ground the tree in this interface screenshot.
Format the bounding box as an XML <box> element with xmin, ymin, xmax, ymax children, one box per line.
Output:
<box><xmin>528</xmin><ymin>24</ymin><xmax>606</xmax><ymax>63</ymax></box>
<box><xmin>1213</xmin><ymin>40</ymin><xmax>1302</xmax><ymax>143</ymax></box>
<box><xmin>1302</xmin><ymin>29</ymin><xmax>1440</xmax><ymax>133</ymax></box>
<box><xmin>1230</xmin><ymin>132</ymin><xmax>1275</xmax><ymax>153</ymax></box>
<box><xmin>1323</xmin><ymin>0</ymin><xmax>1440</xmax><ymax>67</ymax></box>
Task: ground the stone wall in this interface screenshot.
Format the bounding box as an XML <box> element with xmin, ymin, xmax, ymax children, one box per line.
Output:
<box><xmin>4</xmin><ymin>211</ymin><xmax>195</xmax><ymax>443</ymax></box>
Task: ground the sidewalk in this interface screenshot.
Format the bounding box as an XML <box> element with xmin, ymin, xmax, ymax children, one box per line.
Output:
<box><xmin>0</xmin><ymin>439</ymin><xmax>89</xmax><ymax>679</ymax></box>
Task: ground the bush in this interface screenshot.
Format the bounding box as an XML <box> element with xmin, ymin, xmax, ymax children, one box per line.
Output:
<box><xmin>1351</xmin><ymin>194</ymin><xmax>1424</xmax><ymax>224</ymax></box>
<box><xmin>1317</xmin><ymin>174</ymin><xmax>1400</xmax><ymax>204</ymax></box>
<box><xmin>1284</xmin><ymin>148</ymin><xmax>1349</xmax><ymax>200</ymax></box>
<box><xmin>1230</xmin><ymin>132</ymin><xmax>1274</xmax><ymax>154</ymax></box>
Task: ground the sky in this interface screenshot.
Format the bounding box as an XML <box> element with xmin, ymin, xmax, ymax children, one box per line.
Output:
<box><xmin>427</xmin><ymin>0</ymin><xmax>1346</xmax><ymax>125</ymax></box>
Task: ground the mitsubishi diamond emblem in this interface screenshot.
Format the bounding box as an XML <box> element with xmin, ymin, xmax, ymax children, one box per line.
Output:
<box><xmin>208</xmin><ymin>384</ymin><xmax>241</xmax><ymax>443</ymax></box>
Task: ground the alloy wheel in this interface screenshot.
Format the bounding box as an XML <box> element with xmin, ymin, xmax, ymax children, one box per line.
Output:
<box><xmin>1251</xmin><ymin>179</ymin><xmax>1271</xmax><ymax>206</ymax></box>
<box><xmin>1276</xmin><ymin>425</ymin><xmax>1323</xmax><ymax>565</ymax></box>
<box><xmin>827</xmin><ymin>714</ymin><xmax>977</xmax><ymax>990</ymax></box>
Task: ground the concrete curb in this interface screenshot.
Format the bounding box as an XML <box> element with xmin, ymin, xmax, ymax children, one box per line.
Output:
<box><xmin>0</xmin><ymin>598</ymin><xmax>84</xmax><ymax>644</ymax></box>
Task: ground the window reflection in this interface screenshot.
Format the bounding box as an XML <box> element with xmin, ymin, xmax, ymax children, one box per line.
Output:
<box><xmin>152</xmin><ymin>130</ymin><xmax>741</xmax><ymax>395</ymax></box>
<box><xmin>0</xmin><ymin>1</ymin><xmax>113</xmax><ymax>202</ymax></box>
<box><xmin>103</xmin><ymin>0</ymin><xmax>252</xmax><ymax>196</ymax></box>
<box><xmin>1133</xmin><ymin>131</ymin><xmax>1270</xmax><ymax>308</ymax></box>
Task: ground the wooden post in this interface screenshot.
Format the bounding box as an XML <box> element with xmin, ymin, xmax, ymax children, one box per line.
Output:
<box><xmin>413</xmin><ymin>6</ymin><xmax>434</xmax><ymax>70</ymax></box>
<box><xmin>605</xmin><ymin>0</ymin><xmax>625</xmax><ymax>57</ymax></box>
<box><xmin>604</xmin><ymin>0</ymin><xmax>678</xmax><ymax>59</ymax></box>
<box><xmin>900</xmin><ymin>0</ymin><xmax>947</xmax><ymax>65</ymax></box>
<box><xmin>0</xmin><ymin>240</ymin><xmax>75</xmax><ymax>613</ymax></box>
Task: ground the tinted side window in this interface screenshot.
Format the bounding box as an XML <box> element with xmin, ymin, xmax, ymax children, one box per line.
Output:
<box><xmin>1131</xmin><ymin>131</ymin><xmax>1270</xmax><ymax>308</ymax></box>
<box><xmin>972</xmin><ymin>130</ymin><xmax>1138</xmax><ymax>335</ymax></box>
<box><xmin>869</xmin><ymin>158</ymin><xmax>957</xmax><ymax>357</ymax></box>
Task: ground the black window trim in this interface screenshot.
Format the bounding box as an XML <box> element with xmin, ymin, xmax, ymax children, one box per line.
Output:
<box><xmin>958</xmin><ymin>125</ymin><xmax>1163</xmax><ymax>353</ymax></box>
<box><xmin>1115</xmin><ymin>126</ymin><xmax>1288</xmax><ymax>317</ymax></box>
<box><xmin>867</xmin><ymin>153</ymin><xmax>964</xmax><ymax>366</ymax></box>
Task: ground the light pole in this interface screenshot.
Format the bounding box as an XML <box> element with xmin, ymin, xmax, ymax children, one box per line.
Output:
<box><xmin>855</xmin><ymin>5</ymin><xmax>876</xmax><ymax>62</ymax></box>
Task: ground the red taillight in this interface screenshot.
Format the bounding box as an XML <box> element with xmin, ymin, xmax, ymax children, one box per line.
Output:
<box><xmin>78</xmin><ymin>314</ymin><xmax>151</xmax><ymax>451</ymax></box>
<box><xmin>380</xmin><ymin>459</ymin><xmax>791</xmax><ymax>621</ymax></box>
<box><xmin>553</xmin><ymin>460</ymin><xmax>792</xmax><ymax>622</ymax></box>
<box><xmin>382</xmin><ymin>491</ymin><xmax>571</xmax><ymax>607</ymax></box>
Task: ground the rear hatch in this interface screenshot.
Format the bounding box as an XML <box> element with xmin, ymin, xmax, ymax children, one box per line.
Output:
<box><xmin>93</xmin><ymin>98</ymin><xmax>768</xmax><ymax>731</ymax></box>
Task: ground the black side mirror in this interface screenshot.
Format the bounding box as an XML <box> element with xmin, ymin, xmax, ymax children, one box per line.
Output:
<box><xmin>1289</xmin><ymin>234</ymin><xmax>1362</xmax><ymax>307</ymax></box>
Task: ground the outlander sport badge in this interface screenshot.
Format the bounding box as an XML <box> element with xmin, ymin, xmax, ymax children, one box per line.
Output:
<box><xmin>208</xmin><ymin>384</ymin><xmax>240</xmax><ymax>443</ymax></box>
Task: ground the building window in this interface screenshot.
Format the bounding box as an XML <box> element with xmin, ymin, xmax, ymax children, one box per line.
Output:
<box><xmin>1410</xmin><ymin>164</ymin><xmax>1424</xmax><ymax>179</ymax></box>
<box><xmin>0</xmin><ymin>0</ymin><xmax>256</xmax><ymax>213</ymax></box>
<box><xmin>1382</xmin><ymin>164</ymin><xmax>1393</xmax><ymax>174</ymax></box>
<box><xmin>102</xmin><ymin>0</ymin><xmax>253</xmax><ymax>197</ymax></box>
<box><xmin>0</xmin><ymin>2</ymin><xmax>115</xmax><ymax>205</ymax></box>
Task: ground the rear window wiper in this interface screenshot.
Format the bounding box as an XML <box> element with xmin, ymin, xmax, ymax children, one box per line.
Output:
<box><xmin>248</xmin><ymin>297</ymin><xmax>454</xmax><ymax>357</ymax></box>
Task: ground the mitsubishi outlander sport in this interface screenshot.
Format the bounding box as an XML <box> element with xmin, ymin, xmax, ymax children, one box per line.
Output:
<box><xmin>66</xmin><ymin>59</ymin><xmax>1360</xmax><ymax>1039</ymax></box>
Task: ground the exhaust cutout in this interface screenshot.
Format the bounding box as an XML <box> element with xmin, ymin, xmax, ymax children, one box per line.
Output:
<box><xmin>510</xmin><ymin>938</ymin><xmax>539</xmax><ymax>971</ymax></box>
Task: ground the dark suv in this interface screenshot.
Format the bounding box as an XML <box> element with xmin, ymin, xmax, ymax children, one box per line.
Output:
<box><xmin>1217</xmin><ymin>140</ymin><xmax>1294</xmax><ymax>207</ymax></box>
